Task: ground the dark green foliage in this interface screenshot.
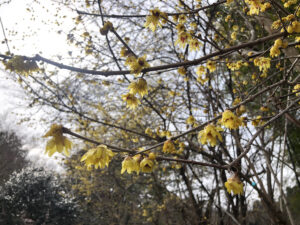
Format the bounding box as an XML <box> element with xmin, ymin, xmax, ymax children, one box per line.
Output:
<box><xmin>0</xmin><ymin>167</ymin><xmax>78</xmax><ymax>225</ymax></box>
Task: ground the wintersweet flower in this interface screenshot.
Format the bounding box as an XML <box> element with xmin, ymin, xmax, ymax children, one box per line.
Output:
<box><xmin>81</xmin><ymin>145</ymin><xmax>115</xmax><ymax>169</ymax></box>
<box><xmin>128</xmin><ymin>55</ymin><xmax>150</xmax><ymax>75</ymax></box>
<box><xmin>121</xmin><ymin>156</ymin><xmax>140</xmax><ymax>174</ymax></box>
<box><xmin>196</xmin><ymin>65</ymin><xmax>206</xmax><ymax>75</ymax></box>
<box><xmin>197</xmin><ymin>75</ymin><xmax>209</xmax><ymax>84</ymax></box>
<box><xmin>221</xmin><ymin>110</ymin><xmax>243</xmax><ymax>129</ymax></box>
<box><xmin>225</xmin><ymin>174</ymin><xmax>243</xmax><ymax>195</ymax></box>
<box><xmin>178</xmin><ymin>14</ymin><xmax>187</xmax><ymax>24</ymax></box>
<box><xmin>253</xmin><ymin>57</ymin><xmax>271</xmax><ymax>73</ymax></box>
<box><xmin>140</xmin><ymin>157</ymin><xmax>154</xmax><ymax>173</ymax></box>
<box><xmin>206</xmin><ymin>60</ymin><xmax>216</xmax><ymax>73</ymax></box>
<box><xmin>43</xmin><ymin>124</ymin><xmax>72</xmax><ymax>157</ymax></box>
<box><xmin>198</xmin><ymin>124</ymin><xmax>223</xmax><ymax>147</ymax></box>
<box><xmin>245</xmin><ymin>0</ymin><xmax>271</xmax><ymax>15</ymax></box>
<box><xmin>270</xmin><ymin>39</ymin><xmax>283</xmax><ymax>58</ymax></box>
<box><xmin>4</xmin><ymin>55</ymin><xmax>39</xmax><ymax>76</ymax></box>
<box><xmin>293</xmin><ymin>84</ymin><xmax>300</xmax><ymax>96</ymax></box>
<box><xmin>122</xmin><ymin>93</ymin><xmax>140</xmax><ymax>109</ymax></box>
<box><xmin>128</xmin><ymin>78</ymin><xmax>148</xmax><ymax>97</ymax></box>
<box><xmin>186</xmin><ymin>115</ymin><xmax>196</xmax><ymax>125</ymax></box>
<box><xmin>144</xmin><ymin>8</ymin><xmax>167</xmax><ymax>32</ymax></box>
<box><xmin>176</xmin><ymin>23</ymin><xmax>185</xmax><ymax>33</ymax></box>
<box><xmin>178</xmin><ymin>67</ymin><xmax>187</xmax><ymax>76</ymax></box>
<box><xmin>175</xmin><ymin>31</ymin><xmax>191</xmax><ymax>49</ymax></box>
<box><xmin>189</xmin><ymin>38</ymin><xmax>202</xmax><ymax>52</ymax></box>
<box><xmin>287</xmin><ymin>21</ymin><xmax>300</xmax><ymax>33</ymax></box>
<box><xmin>163</xmin><ymin>140</ymin><xmax>176</xmax><ymax>154</ymax></box>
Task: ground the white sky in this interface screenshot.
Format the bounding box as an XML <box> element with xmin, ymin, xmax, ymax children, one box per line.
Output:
<box><xmin>0</xmin><ymin>0</ymin><xmax>75</xmax><ymax>170</ymax></box>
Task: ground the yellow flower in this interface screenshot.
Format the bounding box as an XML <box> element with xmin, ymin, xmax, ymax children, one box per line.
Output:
<box><xmin>176</xmin><ymin>23</ymin><xmax>185</xmax><ymax>33</ymax></box>
<box><xmin>163</xmin><ymin>140</ymin><xmax>176</xmax><ymax>154</ymax></box>
<box><xmin>196</xmin><ymin>65</ymin><xmax>206</xmax><ymax>75</ymax></box>
<box><xmin>148</xmin><ymin>152</ymin><xmax>156</xmax><ymax>160</ymax></box>
<box><xmin>140</xmin><ymin>157</ymin><xmax>154</xmax><ymax>173</ymax></box>
<box><xmin>122</xmin><ymin>93</ymin><xmax>140</xmax><ymax>109</ymax></box>
<box><xmin>252</xmin><ymin>115</ymin><xmax>265</xmax><ymax>126</ymax></box>
<box><xmin>284</xmin><ymin>0</ymin><xmax>297</xmax><ymax>8</ymax></box>
<box><xmin>293</xmin><ymin>84</ymin><xmax>300</xmax><ymax>96</ymax></box>
<box><xmin>206</xmin><ymin>60</ymin><xmax>216</xmax><ymax>73</ymax></box>
<box><xmin>145</xmin><ymin>127</ymin><xmax>153</xmax><ymax>136</ymax></box>
<box><xmin>231</xmin><ymin>31</ymin><xmax>237</xmax><ymax>41</ymax></box>
<box><xmin>197</xmin><ymin>75</ymin><xmax>209</xmax><ymax>84</ymax></box>
<box><xmin>221</xmin><ymin>110</ymin><xmax>243</xmax><ymax>129</ymax></box>
<box><xmin>80</xmin><ymin>145</ymin><xmax>115</xmax><ymax>169</ymax></box>
<box><xmin>232</xmin><ymin>97</ymin><xmax>241</xmax><ymax>106</ymax></box>
<box><xmin>198</xmin><ymin>124</ymin><xmax>223</xmax><ymax>147</ymax></box>
<box><xmin>4</xmin><ymin>55</ymin><xmax>39</xmax><ymax>76</ymax></box>
<box><xmin>270</xmin><ymin>39</ymin><xmax>283</xmax><ymax>58</ymax></box>
<box><xmin>175</xmin><ymin>31</ymin><xmax>191</xmax><ymax>49</ymax></box>
<box><xmin>232</xmin><ymin>25</ymin><xmax>239</xmax><ymax>31</ymax></box>
<box><xmin>227</xmin><ymin>61</ymin><xmax>243</xmax><ymax>71</ymax></box>
<box><xmin>178</xmin><ymin>14</ymin><xmax>187</xmax><ymax>24</ymax></box>
<box><xmin>186</xmin><ymin>115</ymin><xmax>196</xmax><ymax>125</ymax></box>
<box><xmin>121</xmin><ymin>156</ymin><xmax>140</xmax><ymax>174</ymax></box>
<box><xmin>189</xmin><ymin>38</ymin><xmax>202</xmax><ymax>52</ymax></box>
<box><xmin>178</xmin><ymin>67</ymin><xmax>187</xmax><ymax>76</ymax></box>
<box><xmin>260</xmin><ymin>106</ymin><xmax>269</xmax><ymax>112</ymax></box>
<box><xmin>245</xmin><ymin>0</ymin><xmax>271</xmax><ymax>15</ymax></box>
<box><xmin>287</xmin><ymin>21</ymin><xmax>300</xmax><ymax>33</ymax></box>
<box><xmin>128</xmin><ymin>78</ymin><xmax>148</xmax><ymax>97</ymax></box>
<box><xmin>43</xmin><ymin>124</ymin><xmax>72</xmax><ymax>157</ymax></box>
<box><xmin>144</xmin><ymin>8</ymin><xmax>167</xmax><ymax>32</ymax></box>
<box><xmin>225</xmin><ymin>174</ymin><xmax>243</xmax><ymax>195</ymax></box>
<box><xmin>253</xmin><ymin>57</ymin><xmax>271</xmax><ymax>73</ymax></box>
<box><xmin>120</xmin><ymin>46</ymin><xmax>130</xmax><ymax>57</ymax></box>
<box><xmin>127</xmin><ymin>55</ymin><xmax>150</xmax><ymax>75</ymax></box>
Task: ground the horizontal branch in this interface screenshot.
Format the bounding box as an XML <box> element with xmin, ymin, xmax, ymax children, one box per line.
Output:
<box><xmin>63</xmin><ymin>127</ymin><xmax>227</xmax><ymax>169</ymax></box>
<box><xmin>0</xmin><ymin>31</ymin><xmax>286</xmax><ymax>77</ymax></box>
<box><xmin>76</xmin><ymin>0</ymin><xmax>226</xmax><ymax>18</ymax></box>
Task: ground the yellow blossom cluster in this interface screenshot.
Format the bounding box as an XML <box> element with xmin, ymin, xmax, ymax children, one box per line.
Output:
<box><xmin>270</xmin><ymin>39</ymin><xmax>285</xmax><ymax>58</ymax></box>
<box><xmin>81</xmin><ymin>145</ymin><xmax>115</xmax><ymax>169</ymax></box>
<box><xmin>253</xmin><ymin>57</ymin><xmax>271</xmax><ymax>75</ymax></box>
<box><xmin>293</xmin><ymin>84</ymin><xmax>300</xmax><ymax>96</ymax></box>
<box><xmin>43</xmin><ymin>124</ymin><xmax>72</xmax><ymax>157</ymax></box>
<box><xmin>251</xmin><ymin>115</ymin><xmax>265</xmax><ymax>127</ymax></box>
<box><xmin>122</xmin><ymin>93</ymin><xmax>141</xmax><ymax>109</ymax></box>
<box><xmin>144</xmin><ymin>8</ymin><xmax>167</xmax><ymax>32</ymax></box>
<box><xmin>225</xmin><ymin>174</ymin><xmax>244</xmax><ymax>195</ymax></box>
<box><xmin>125</xmin><ymin>55</ymin><xmax>150</xmax><ymax>76</ymax></box>
<box><xmin>4</xmin><ymin>55</ymin><xmax>39</xmax><ymax>76</ymax></box>
<box><xmin>283</xmin><ymin>0</ymin><xmax>297</xmax><ymax>8</ymax></box>
<box><xmin>121</xmin><ymin>155</ymin><xmax>155</xmax><ymax>174</ymax></box>
<box><xmin>186</xmin><ymin>115</ymin><xmax>196</xmax><ymax>126</ymax></box>
<box><xmin>227</xmin><ymin>60</ymin><xmax>243</xmax><ymax>71</ymax></box>
<box><xmin>173</xmin><ymin>17</ymin><xmax>202</xmax><ymax>51</ymax></box>
<box><xmin>100</xmin><ymin>21</ymin><xmax>113</xmax><ymax>35</ymax></box>
<box><xmin>221</xmin><ymin>110</ymin><xmax>244</xmax><ymax>130</ymax></box>
<box><xmin>196</xmin><ymin>65</ymin><xmax>209</xmax><ymax>84</ymax></box>
<box><xmin>287</xmin><ymin>21</ymin><xmax>300</xmax><ymax>33</ymax></box>
<box><xmin>178</xmin><ymin>67</ymin><xmax>187</xmax><ymax>76</ymax></box>
<box><xmin>245</xmin><ymin>0</ymin><xmax>271</xmax><ymax>15</ymax></box>
<box><xmin>175</xmin><ymin>31</ymin><xmax>191</xmax><ymax>49</ymax></box>
<box><xmin>198</xmin><ymin>124</ymin><xmax>223</xmax><ymax>147</ymax></box>
<box><xmin>272</xmin><ymin>14</ymin><xmax>296</xmax><ymax>30</ymax></box>
<box><xmin>206</xmin><ymin>60</ymin><xmax>216</xmax><ymax>73</ymax></box>
<box><xmin>128</xmin><ymin>78</ymin><xmax>148</xmax><ymax>97</ymax></box>
<box><xmin>163</xmin><ymin>140</ymin><xmax>176</xmax><ymax>154</ymax></box>
<box><xmin>121</xmin><ymin>156</ymin><xmax>140</xmax><ymax>174</ymax></box>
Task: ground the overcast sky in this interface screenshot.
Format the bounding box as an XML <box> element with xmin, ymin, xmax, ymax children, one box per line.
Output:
<box><xmin>0</xmin><ymin>0</ymin><xmax>75</xmax><ymax>170</ymax></box>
